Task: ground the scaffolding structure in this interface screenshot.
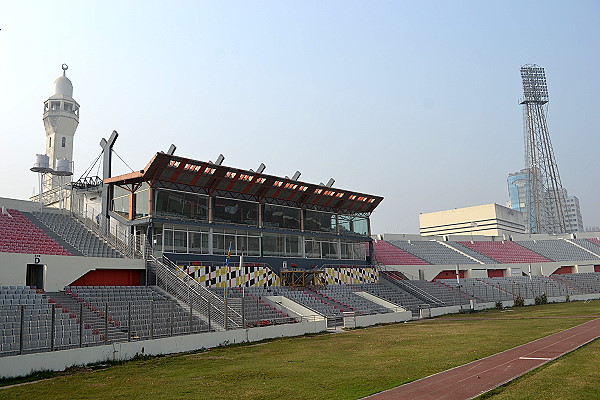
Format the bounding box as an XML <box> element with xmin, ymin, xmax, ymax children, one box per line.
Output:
<box><xmin>279</xmin><ymin>269</ymin><xmax>327</xmax><ymax>287</ymax></box>
<box><xmin>520</xmin><ymin>65</ymin><xmax>569</xmax><ymax>234</ymax></box>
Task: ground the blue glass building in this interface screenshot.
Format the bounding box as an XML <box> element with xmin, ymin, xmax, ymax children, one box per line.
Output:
<box><xmin>507</xmin><ymin>169</ymin><xmax>536</xmax><ymax>233</ymax></box>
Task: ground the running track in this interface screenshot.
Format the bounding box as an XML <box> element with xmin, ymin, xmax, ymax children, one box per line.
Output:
<box><xmin>363</xmin><ymin>317</ymin><xmax>600</xmax><ymax>400</ymax></box>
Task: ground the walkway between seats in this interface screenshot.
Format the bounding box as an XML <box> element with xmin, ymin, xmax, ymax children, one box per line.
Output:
<box><xmin>362</xmin><ymin>317</ymin><xmax>600</xmax><ymax>400</ymax></box>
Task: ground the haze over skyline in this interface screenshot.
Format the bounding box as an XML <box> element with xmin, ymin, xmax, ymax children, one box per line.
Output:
<box><xmin>1</xmin><ymin>1</ymin><xmax>598</xmax><ymax>233</ymax></box>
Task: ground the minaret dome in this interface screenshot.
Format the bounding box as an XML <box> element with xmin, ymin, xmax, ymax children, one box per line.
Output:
<box><xmin>53</xmin><ymin>64</ymin><xmax>74</xmax><ymax>97</ymax></box>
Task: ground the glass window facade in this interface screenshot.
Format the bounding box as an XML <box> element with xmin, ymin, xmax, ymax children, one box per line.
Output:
<box><xmin>158</xmin><ymin>225</ymin><xmax>210</xmax><ymax>254</ymax></box>
<box><xmin>341</xmin><ymin>240</ymin><xmax>367</xmax><ymax>260</ymax></box>
<box><xmin>304</xmin><ymin>210</ymin><xmax>336</xmax><ymax>233</ymax></box>
<box><xmin>213</xmin><ymin>229</ymin><xmax>260</xmax><ymax>256</ymax></box>
<box><xmin>262</xmin><ymin>233</ymin><xmax>302</xmax><ymax>257</ymax></box>
<box><xmin>154</xmin><ymin>224</ymin><xmax>366</xmax><ymax>260</ymax></box>
<box><xmin>263</xmin><ymin>204</ymin><xmax>301</xmax><ymax>230</ymax></box>
<box><xmin>155</xmin><ymin>189</ymin><xmax>208</xmax><ymax>221</ymax></box>
<box><xmin>304</xmin><ymin>238</ymin><xmax>340</xmax><ymax>259</ymax></box>
<box><xmin>213</xmin><ymin>197</ymin><xmax>258</xmax><ymax>226</ymax></box>
<box><xmin>142</xmin><ymin>188</ymin><xmax>372</xmax><ymax>261</ymax></box>
<box><xmin>135</xmin><ymin>183</ymin><xmax>150</xmax><ymax>218</ymax></box>
<box><xmin>112</xmin><ymin>186</ymin><xmax>129</xmax><ymax>218</ymax></box>
<box><xmin>339</xmin><ymin>215</ymin><xmax>369</xmax><ymax>236</ymax></box>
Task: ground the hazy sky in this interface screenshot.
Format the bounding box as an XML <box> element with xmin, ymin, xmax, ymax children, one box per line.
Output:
<box><xmin>1</xmin><ymin>1</ymin><xmax>598</xmax><ymax>233</ymax></box>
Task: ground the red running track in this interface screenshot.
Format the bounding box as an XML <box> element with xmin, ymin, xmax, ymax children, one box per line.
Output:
<box><xmin>363</xmin><ymin>317</ymin><xmax>600</xmax><ymax>400</ymax></box>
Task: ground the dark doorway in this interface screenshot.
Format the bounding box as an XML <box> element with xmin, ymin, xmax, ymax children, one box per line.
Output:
<box><xmin>26</xmin><ymin>264</ymin><xmax>44</xmax><ymax>290</ymax></box>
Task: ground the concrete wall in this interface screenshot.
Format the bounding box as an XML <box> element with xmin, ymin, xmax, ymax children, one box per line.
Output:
<box><xmin>0</xmin><ymin>253</ymin><xmax>144</xmax><ymax>292</ymax></box>
<box><xmin>383</xmin><ymin>260</ymin><xmax>595</xmax><ymax>282</ymax></box>
<box><xmin>467</xmin><ymin>269</ymin><xmax>488</xmax><ymax>279</ymax></box>
<box><xmin>426</xmin><ymin>305</ymin><xmax>462</xmax><ymax>317</ymax></box>
<box><xmin>570</xmin><ymin>293</ymin><xmax>600</xmax><ymax>301</ymax></box>
<box><xmin>0</xmin><ymin>197</ymin><xmax>44</xmax><ymax>213</ymax></box>
<box><xmin>573</xmin><ymin>232</ymin><xmax>600</xmax><ymax>239</ymax></box>
<box><xmin>0</xmin><ymin>319</ymin><xmax>327</xmax><ymax>379</ymax></box>
<box><xmin>345</xmin><ymin>310</ymin><xmax>412</xmax><ymax>328</ymax></box>
<box><xmin>575</xmin><ymin>264</ymin><xmax>597</xmax><ymax>274</ymax></box>
<box><xmin>266</xmin><ymin>296</ymin><xmax>324</xmax><ymax>320</ymax></box>
<box><xmin>355</xmin><ymin>291</ymin><xmax>404</xmax><ymax>310</ymax></box>
<box><xmin>376</xmin><ymin>231</ymin><xmax>600</xmax><ymax>243</ymax></box>
<box><xmin>377</xmin><ymin>233</ymin><xmax>436</xmax><ymax>241</ymax></box>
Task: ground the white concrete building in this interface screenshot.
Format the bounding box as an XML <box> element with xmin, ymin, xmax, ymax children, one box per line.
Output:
<box><xmin>419</xmin><ymin>203</ymin><xmax>526</xmax><ymax>237</ymax></box>
<box><xmin>564</xmin><ymin>193</ymin><xmax>584</xmax><ymax>232</ymax></box>
<box><xmin>545</xmin><ymin>188</ymin><xmax>584</xmax><ymax>233</ymax></box>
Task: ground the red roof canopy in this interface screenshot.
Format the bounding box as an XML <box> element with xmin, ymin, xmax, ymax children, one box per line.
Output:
<box><xmin>105</xmin><ymin>153</ymin><xmax>383</xmax><ymax>215</ymax></box>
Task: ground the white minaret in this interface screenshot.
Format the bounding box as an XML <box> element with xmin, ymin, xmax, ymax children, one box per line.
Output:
<box><xmin>43</xmin><ymin>64</ymin><xmax>79</xmax><ymax>190</ymax></box>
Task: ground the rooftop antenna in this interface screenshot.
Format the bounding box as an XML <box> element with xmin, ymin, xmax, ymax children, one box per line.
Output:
<box><xmin>249</xmin><ymin>163</ymin><xmax>266</xmax><ymax>174</ymax></box>
<box><xmin>291</xmin><ymin>171</ymin><xmax>301</xmax><ymax>181</ymax></box>
<box><xmin>326</xmin><ymin>178</ymin><xmax>335</xmax><ymax>187</ymax></box>
<box><xmin>209</xmin><ymin>154</ymin><xmax>225</xmax><ymax>166</ymax></box>
<box><xmin>166</xmin><ymin>144</ymin><xmax>176</xmax><ymax>155</ymax></box>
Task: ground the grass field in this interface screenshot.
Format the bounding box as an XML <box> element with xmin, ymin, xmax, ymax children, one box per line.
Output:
<box><xmin>0</xmin><ymin>301</ymin><xmax>598</xmax><ymax>400</ymax></box>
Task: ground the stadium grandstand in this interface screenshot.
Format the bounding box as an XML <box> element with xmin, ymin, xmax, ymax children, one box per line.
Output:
<box><xmin>3</xmin><ymin>157</ymin><xmax>600</xmax><ymax>376</ymax></box>
<box><xmin>1</xmin><ymin>68</ymin><xmax>600</xmax><ymax>379</ymax></box>
<box><xmin>2</xmin><ymin>142</ymin><xmax>600</xmax><ymax>377</ymax></box>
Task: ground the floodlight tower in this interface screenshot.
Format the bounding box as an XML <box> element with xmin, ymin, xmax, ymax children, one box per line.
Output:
<box><xmin>519</xmin><ymin>64</ymin><xmax>569</xmax><ymax>234</ymax></box>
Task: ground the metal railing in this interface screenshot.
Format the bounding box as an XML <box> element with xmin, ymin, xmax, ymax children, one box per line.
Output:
<box><xmin>151</xmin><ymin>256</ymin><xmax>243</xmax><ymax>330</ymax></box>
<box><xmin>0</xmin><ymin>295</ymin><xmax>314</xmax><ymax>358</ymax></box>
<box><xmin>380</xmin><ymin>274</ymin><xmax>445</xmax><ymax>306</ymax></box>
<box><xmin>68</xmin><ymin>204</ymin><xmax>141</xmax><ymax>259</ymax></box>
<box><xmin>30</xmin><ymin>186</ymin><xmax>65</xmax><ymax>207</ymax></box>
<box><xmin>395</xmin><ymin>279</ymin><xmax>446</xmax><ymax>306</ymax></box>
<box><xmin>0</xmin><ymin>301</ymin><xmax>208</xmax><ymax>357</ymax></box>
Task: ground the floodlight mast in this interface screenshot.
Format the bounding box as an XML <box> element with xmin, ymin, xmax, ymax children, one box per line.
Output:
<box><xmin>520</xmin><ymin>64</ymin><xmax>569</xmax><ymax>234</ymax></box>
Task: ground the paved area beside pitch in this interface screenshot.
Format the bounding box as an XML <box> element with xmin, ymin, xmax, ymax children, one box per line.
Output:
<box><xmin>363</xmin><ymin>317</ymin><xmax>600</xmax><ymax>400</ymax></box>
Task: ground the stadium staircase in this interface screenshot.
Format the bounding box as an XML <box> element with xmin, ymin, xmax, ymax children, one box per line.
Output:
<box><xmin>380</xmin><ymin>272</ymin><xmax>445</xmax><ymax>307</ymax></box>
<box><xmin>348</xmin><ymin>283</ymin><xmax>426</xmax><ymax>317</ymax></box>
<box><xmin>1</xmin><ymin>286</ymin><xmax>103</xmax><ymax>356</ymax></box>
<box><xmin>313</xmin><ymin>285</ymin><xmax>392</xmax><ymax>315</ymax></box>
<box><xmin>566</xmin><ymin>239</ymin><xmax>600</xmax><ymax>259</ymax></box>
<box><xmin>388</xmin><ymin>240</ymin><xmax>480</xmax><ymax>265</ymax></box>
<box><xmin>45</xmin><ymin>291</ymin><xmax>127</xmax><ymax>343</ymax></box>
<box><xmin>457</xmin><ymin>241</ymin><xmax>551</xmax><ymax>264</ymax></box>
<box><xmin>558</xmin><ymin>272</ymin><xmax>600</xmax><ymax>293</ymax></box>
<box><xmin>66</xmin><ymin>286</ymin><xmax>210</xmax><ymax>338</ymax></box>
<box><xmin>20</xmin><ymin>212</ymin><xmax>83</xmax><ymax>256</ymax></box>
<box><xmin>302</xmin><ymin>287</ymin><xmax>356</xmax><ymax>314</ymax></box>
<box><xmin>405</xmin><ymin>279</ymin><xmax>466</xmax><ymax>306</ymax></box>
<box><xmin>434</xmin><ymin>280</ymin><xmax>479</xmax><ymax>302</ymax></box>
<box><xmin>30</xmin><ymin>211</ymin><xmax>123</xmax><ymax>258</ymax></box>
<box><xmin>383</xmin><ymin>270</ymin><xmax>409</xmax><ymax>280</ymax></box>
<box><xmin>473</xmin><ymin>278</ymin><xmax>515</xmax><ymax>301</ymax></box>
<box><xmin>515</xmin><ymin>239</ymin><xmax>600</xmax><ymax>262</ymax></box>
<box><xmin>445</xmin><ymin>242</ymin><xmax>498</xmax><ymax>264</ymax></box>
<box><xmin>549</xmin><ymin>275</ymin><xmax>587</xmax><ymax>295</ymax></box>
<box><xmin>210</xmin><ymin>287</ymin><xmax>296</xmax><ymax>327</ymax></box>
<box><xmin>372</xmin><ymin>240</ymin><xmax>429</xmax><ymax>265</ymax></box>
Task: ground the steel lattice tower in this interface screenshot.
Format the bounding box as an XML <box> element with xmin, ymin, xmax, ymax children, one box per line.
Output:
<box><xmin>520</xmin><ymin>64</ymin><xmax>569</xmax><ymax>234</ymax></box>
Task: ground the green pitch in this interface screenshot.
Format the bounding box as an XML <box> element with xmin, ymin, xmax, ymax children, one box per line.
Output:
<box><xmin>1</xmin><ymin>301</ymin><xmax>598</xmax><ymax>400</ymax></box>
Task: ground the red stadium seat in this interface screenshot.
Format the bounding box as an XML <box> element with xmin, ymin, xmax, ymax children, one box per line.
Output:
<box><xmin>0</xmin><ymin>209</ymin><xmax>72</xmax><ymax>256</ymax></box>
